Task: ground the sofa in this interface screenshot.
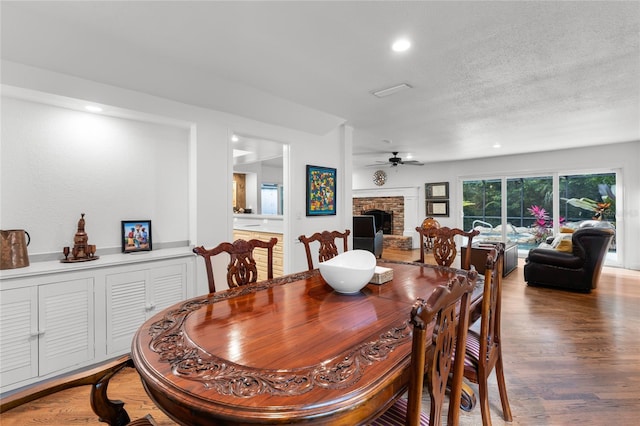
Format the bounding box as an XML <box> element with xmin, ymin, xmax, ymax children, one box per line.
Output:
<box><xmin>524</xmin><ymin>220</ymin><xmax>615</xmax><ymax>292</ymax></box>
<box><xmin>353</xmin><ymin>215</ymin><xmax>384</xmax><ymax>258</ymax></box>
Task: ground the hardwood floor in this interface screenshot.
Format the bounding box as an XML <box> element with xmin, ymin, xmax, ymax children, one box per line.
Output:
<box><xmin>2</xmin><ymin>248</ymin><xmax>639</xmax><ymax>425</ymax></box>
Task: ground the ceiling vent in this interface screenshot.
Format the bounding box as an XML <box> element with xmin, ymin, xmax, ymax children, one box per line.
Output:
<box><xmin>371</xmin><ymin>83</ymin><xmax>413</xmax><ymax>98</ymax></box>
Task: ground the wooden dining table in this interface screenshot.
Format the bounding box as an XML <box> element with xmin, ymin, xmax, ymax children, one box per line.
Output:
<box><xmin>131</xmin><ymin>260</ymin><xmax>480</xmax><ymax>425</ymax></box>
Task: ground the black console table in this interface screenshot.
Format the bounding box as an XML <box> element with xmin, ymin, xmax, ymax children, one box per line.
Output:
<box><xmin>461</xmin><ymin>241</ymin><xmax>518</xmax><ymax>277</ymax></box>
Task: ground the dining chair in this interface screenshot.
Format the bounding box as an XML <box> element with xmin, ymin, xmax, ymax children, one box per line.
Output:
<box><xmin>298</xmin><ymin>229</ymin><xmax>350</xmax><ymax>271</ymax></box>
<box><xmin>371</xmin><ymin>273</ymin><xmax>476</xmax><ymax>426</ymax></box>
<box><xmin>463</xmin><ymin>244</ymin><xmax>512</xmax><ymax>425</ymax></box>
<box><xmin>416</xmin><ymin>226</ymin><xmax>480</xmax><ymax>270</ymax></box>
<box><xmin>193</xmin><ymin>238</ymin><xmax>278</xmax><ymax>293</ymax></box>
<box><xmin>0</xmin><ymin>355</ymin><xmax>157</xmax><ymax>426</ymax></box>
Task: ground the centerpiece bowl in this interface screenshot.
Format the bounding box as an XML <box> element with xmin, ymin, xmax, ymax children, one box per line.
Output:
<box><xmin>318</xmin><ymin>250</ymin><xmax>376</xmax><ymax>294</ymax></box>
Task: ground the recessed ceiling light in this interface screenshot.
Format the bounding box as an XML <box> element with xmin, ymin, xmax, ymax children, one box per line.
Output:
<box><xmin>85</xmin><ymin>105</ymin><xmax>102</xmax><ymax>113</ymax></box>
<box><xmin>493</xmin><ymin>143</ymin><xmax>501</xmax><ymax>148</ymax></box>
<box><xmin>231</xmin><ymin>134</ymin><xmax>239</xmax><ymax>142</ymax></box>
<box><xmin>392</xmin><ymin>38</ymin><xmax>411</xmax><ymax>52</ymax></box>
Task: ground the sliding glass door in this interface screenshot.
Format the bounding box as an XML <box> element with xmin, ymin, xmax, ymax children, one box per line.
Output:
<box><xmin>462</xmin><ymin>179</ymin><xmax>501</xmax><ymax>230</ymax></box>
<box><xmin>462</xmin><ymin>171</ymin><xmax>617</xmax><ymax>261</ymax></box>
<box><xmin>506</xmin><ymin>176</ymin><xmax>554</xmax><ymax>248</ymax></box>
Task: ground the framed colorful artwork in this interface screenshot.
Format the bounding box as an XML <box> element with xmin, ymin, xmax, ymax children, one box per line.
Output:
<box><xmin>306</xmin><ymin>165</ymin><xmax>336</xmax><ymax>216</ymax></box>
<box><xmin>121</xmin><ymin>220</ymin><xmax>152</xmax><ymax>253</ymax></box>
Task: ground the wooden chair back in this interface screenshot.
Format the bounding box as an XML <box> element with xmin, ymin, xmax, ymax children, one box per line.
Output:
<box><xmin>464</xmin><ymin>243</ymin><xmax>513</xmax><ymax>424</ymax></box>
<box><xmin>406</xmin><ymin>274</ymin><xmax>476</xmax><ymax>426</ymax></box>
<box><xmin>298</xmin><ymin>230</ymin><xmax>350</xmax><ymax>271</ymax></box>
<box><xmin>416</xmin><ymin>226</ymin><xmax>480</xmax><ymax>269</ymax></box>
<box><xmin>193</xmin><ymin>238</ymin><xmax>278</xmax><ymax>293</ymax></box>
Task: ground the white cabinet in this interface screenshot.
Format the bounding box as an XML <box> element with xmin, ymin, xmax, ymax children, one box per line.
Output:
<box><xmin>106</xmin><ymin>270</ymin><xmax>147</xmax><ymax>355</ymax></box>
<box><xmin>0</xmin><ymin>248</ymin><xmax>194</xmax><ymax>394</ymax></box>
<box><xmin>0</xmin><ymin>286</ymin><xmax>38</xmax><ymax>386</ymax></box>
<box><xmin>0</xmin><ymin>277</ymin><xmax>94</xmax><ymax>387</ymax></box>
<box><xmin>106</xmin><ymin>263</ymin><xmax>187</xmax><ymax>355</ymax></box>
<box><xmin>38</xmin><ymin>278</ymin><xmax>94</xmax><ymax>375</ymax></box>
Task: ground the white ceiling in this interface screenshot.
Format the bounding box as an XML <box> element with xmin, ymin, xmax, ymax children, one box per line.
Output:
<box><xmin>2</xmin><ymin>1</ymin><xmax>638</xmax><ymax>167</ymax></box>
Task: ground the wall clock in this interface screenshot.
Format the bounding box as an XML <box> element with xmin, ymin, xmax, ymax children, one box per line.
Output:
<box><xmin>373</xmin><ymin>170</ymin><xmax>387</xmax><ymax>186</ymax></box>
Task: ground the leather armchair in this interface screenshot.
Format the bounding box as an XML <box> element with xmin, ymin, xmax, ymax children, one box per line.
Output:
<box><xmin>524</xmin><ymin>220</ymin><xmax>615</xmax><ymax>292</ymax></box>
<box><xmin>353</xmin><ymin>215</ymin><xmax>384</xmax><ymax>258</ymax></box>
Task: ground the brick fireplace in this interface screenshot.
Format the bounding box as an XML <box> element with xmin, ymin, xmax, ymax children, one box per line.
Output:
<box><xmin>353</xmin><ymin>187</ymin><xmax>420</xmax><ymax>250</ymax></box>
<box><xmin>353</xmin><ymin>197</ymin><xmax>404</xmax><ymax>236</ymax></box>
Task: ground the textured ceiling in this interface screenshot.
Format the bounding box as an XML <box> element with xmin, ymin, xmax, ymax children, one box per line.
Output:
<box><xmin>2</xmin><ymin>1</ymin><xmax>638</xmax><ymax>167</ymax></box>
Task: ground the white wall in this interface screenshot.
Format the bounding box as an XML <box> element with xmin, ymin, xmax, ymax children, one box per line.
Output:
<box><xmin>262</xmin><ymin>164</ymin><xmax>283</xmax><ymax>185</ymax></box>
<box><xmin>353</xmin><ymin>141</ymin><xmax>640</xmax><ymax>270</ymax></box>
<box><xmin>1</xmin><ymin>97</ymin><xmax>189</xmax><ymax>257</ymax></box>
<box><xmin>289</xmin><ymin>126</ymin><xmax>352</xmax><ymax>271</ymax></box>
<box><xmin>1</xmin><ymin>61</ymin><xmax>352</xmax><ymax>294</ymax></box>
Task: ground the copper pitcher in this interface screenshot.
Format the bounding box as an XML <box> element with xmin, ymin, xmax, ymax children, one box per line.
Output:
<box><xmin>1</xmin><ymin>229</ymin><xmax>31</xmax><ymax>270</ymax></box>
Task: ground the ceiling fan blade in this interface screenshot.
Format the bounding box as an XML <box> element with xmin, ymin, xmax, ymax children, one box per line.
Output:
<box><xmin>365</xmin><ymin>152</ymin><xmax>423</xmax><ymax>167</ymax></box>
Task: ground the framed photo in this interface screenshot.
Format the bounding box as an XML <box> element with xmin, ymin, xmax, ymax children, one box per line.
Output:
<box><xmin>426</xmin><ymin>200</ymin><xmax>449</xmax><ymax>217</ymax></box>
<box><xmin>121</xmin><ymin>220</ymin><xmax>152</xmax><ymax>253</ymax></box>
<box><xmin>425</xmin><ymin>182</ymin><xmax>449</xmax><ymax>199</ymax></box>
<box><xmin>306</xmin><ymin>165</ymin><xmax>336</xmax><ymax>216</ymax></box>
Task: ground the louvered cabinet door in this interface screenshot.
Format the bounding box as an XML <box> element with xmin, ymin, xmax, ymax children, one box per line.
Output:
<box><xmin>38</xmin><ymin>278</ymin><xmax>95</xmax><ymax>376</ymax></box>
<box><xmin>105</xmin><ymin>264</ymin><xmax>188</xmax><ymax>356</ymax></box>
<box><xmin>0</xmin><ymin>286</ymin><xmax>38</xmax><ymax>386</ymax></box>
<box><xmin>105</xmin><ymin>270</ymin><xmax>147</xmax><ymax>355</ymax></box>
<box><xmin>148</xmin><ymin>263</ymin><xmax>187</xmax><ymax>315</ymax></box>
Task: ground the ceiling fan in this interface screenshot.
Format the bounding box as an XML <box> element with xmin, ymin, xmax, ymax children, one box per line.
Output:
<box><xmin>367</xmin><ymin>152</ymin><xmax>424</xmax><ymax>167</ymax></box>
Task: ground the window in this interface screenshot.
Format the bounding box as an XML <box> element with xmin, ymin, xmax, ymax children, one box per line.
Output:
<box><xmin>560</xmin><ymin>173</ymin><xmax>616</xmax><ymax>223</ymax></box>
<box><xmin>261</xmin><ymin>184</ymin><xmax>280</xmax><ymax>215</ymax></box>
<box><xmin>462</xmin><ymin>179</ymin><xmax>501</xmax><ymax>230</ymax></box>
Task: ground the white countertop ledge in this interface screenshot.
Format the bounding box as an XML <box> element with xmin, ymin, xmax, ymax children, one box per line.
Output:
<box><xmin>0</xmin><ymin>247</ymin><xmax>194</xmax><ymax>280</ymax></box>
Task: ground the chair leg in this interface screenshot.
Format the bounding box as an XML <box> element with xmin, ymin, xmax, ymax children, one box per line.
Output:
<box><xmin>90</xmin><ymin>358</ymin><xmax>134</xmax><ymax>426</ymax></box>
<box><xmin>495</xmin><ymin>355</ymin><xmax>513</xmax><ymax>422</ymax></box>
<box><xmin>477</xmin><ymin>370</ymin><xmax>492</xmax><ymax>426</ymax></box>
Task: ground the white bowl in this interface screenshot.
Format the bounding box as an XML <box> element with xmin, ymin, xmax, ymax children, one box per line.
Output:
<box><xmin>318</xmin><ymin>250</ymin><xmax>377</xmax><ymax>294</ymax></box>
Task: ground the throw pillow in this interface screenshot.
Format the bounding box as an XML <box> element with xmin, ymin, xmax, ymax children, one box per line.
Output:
<box><xmin>556</xmin><ymin>238</ymin><xmax>573</xmax><ymax>252</ymax></box>
<box><xmin>551</xmin><ymin>233</ymin><xmax>573</xmax><ymax>252</ymax></box>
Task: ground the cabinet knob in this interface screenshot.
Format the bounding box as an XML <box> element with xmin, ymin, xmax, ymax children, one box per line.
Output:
<box><xmin>146</xmin><ymin>303</ymin><xmax>156</xmax><ymax>311</ymax></box>
<box><xmin>30</xmin><ymin>330</ymin><xmax>44</xmax><ymax>337</ymax></box>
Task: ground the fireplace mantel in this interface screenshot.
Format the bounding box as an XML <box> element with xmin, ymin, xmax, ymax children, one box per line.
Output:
<box><xmin>353</xmin><ymin>187</ymin><xmax>420</xmax><ymax>248</ymax></box>
<box><xmin>353</xmin><ymin>187</ymin><xmax>419</xmax><ymax>199</ymax></box>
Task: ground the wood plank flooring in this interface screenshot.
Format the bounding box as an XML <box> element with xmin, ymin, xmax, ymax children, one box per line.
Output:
<box><xmin>2</xmin><ymin>248</ymin><xmax>639</xmax><ymax>425</ymax></box>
